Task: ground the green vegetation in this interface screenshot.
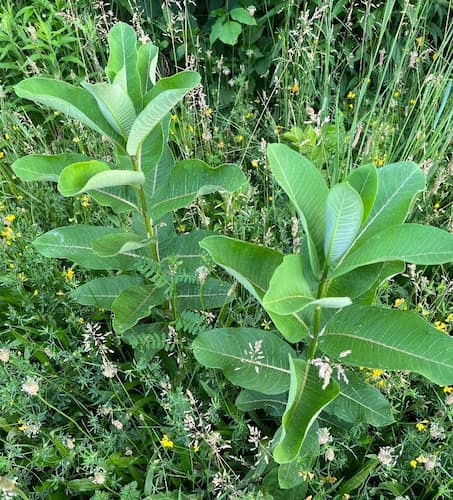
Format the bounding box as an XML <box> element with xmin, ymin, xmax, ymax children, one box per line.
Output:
<box><xmin>1</xmin><ymin>1</ymin><xmax>452</xmax><ymax>499</ymax></box>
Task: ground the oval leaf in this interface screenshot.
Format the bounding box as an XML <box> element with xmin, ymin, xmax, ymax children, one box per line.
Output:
<box><xmin>92</xmin><ymin>232</ymin><xmax>150</xmax><ymax>257</ymax></box>
<box><xmin>273</xmin><ymin>358</ymin><xmax>340</xmax><ymax>464</ymax></box>
<box><xmin>11</xmin><ymin>153</ymin><xmax>92</xmax><ymax>182</ymax></box>
<box><xmin>332</xmin><ymin>224</ymin><xmax>453</xmax><ymax>278</ymax></box>
<box><xmin>151</xmin><ymin>160</ymin><xmax>247</xmax><ymax>220</ymax></box>
<box><xmin>347</xmin><ymin>164</ymin><xmax>378</xmax><ymax>223</ymax></box>
<box><xmin>58</xmin><ymin>161</ymin><xmax>145</xmax><ymax>197</ymax></box>
<box><xmin>112</xmin><ymin>284</ymin><xmax>167</xmax><ymax>333</ymax></box>
<box><xmin>127</xmin><ymin>71</ymin><xmax>201</xmax><ymax>155</ymax></box>
<box><xmin>70</xmin><ymin>275</ymin><xmax>144</xmax><ymax>310</ymax></box>
<box><xmin>320</xmin><ymin>305</ymin><xmax>453</xmax><ymax>385</ymax></box>
<box><xmin>192</xmin><ymin>328</ymin><xmax>295</xmax><ymax>394</ymax></box>
<box><xmin>14</xmin><ymin>78</ymin><xmax>123</xmax><ymax>144</ymax></box>
<box><xmin>324</xmin><ymin>183</ymin><xmax>363</xmax><ymax>263</ymax></box>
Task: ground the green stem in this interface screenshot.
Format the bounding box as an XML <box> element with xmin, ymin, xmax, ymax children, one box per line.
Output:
<box><xmin>132</xmin><ymin>151</ymin><xmax>159</xmax><ymax>261</ymax></box>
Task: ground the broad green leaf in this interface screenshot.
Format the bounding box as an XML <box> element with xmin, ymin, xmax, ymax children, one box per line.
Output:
<box><xmin>14</xmin><ymin>78</ymin><xmax>122</xmax><ymax>144</ymax></box>
<box><xmin>332</xmin><ymin>224</ymin><xmax>453</xmax><ymax>278</ymax></box>
<box><xmin>92</xmin><ymin>232</ymin><xmax>150</xmax><ymax>257</ymax></box>
<box><xmin>176</xmin><ymin>278</ymin><xmax>233</xmax><ymax>310</ymax></box>
<box><xmin>324</xmin><ymin>373</ymin><xmax>394</xmax><ymax>426</ymax></box>
<box><xmin>151</xmin><ymin>160</ymin><xmax>247</xmax><ymax>220</ymax></box>
<box><xmin>137</xmin><ymin>42</ymin><xmax>159</xmax><ymax>91</ymax></box>
<box><xmin>261</xmin><ymin>468</ymin><xmax>308</xmax><ymax>500</ymax></box>
<box><xmin>278</xmin><ymin>423</ymin><xmax>319</xmax><ymax>489</ymax></box>
<box><xmin>338</xmin><ymin>459</ymin><xmax>379</xmax><ymax>495</ymax></box>
<box><xmin>33</xmin><ymin>225</ymin><xmax>140</xmax><ymax>270</ymax></box>
<box><xmin>201</xmin><ymin>235</ymin><xmax>309</xmax><ymax>342</ymax></box>
<box><xmin>267</xmin><ymin>144</ymin><xmax>329</xmax><ymax>276</ymax></box>
<box><xmin>81</xmin><ymin>82</ymin><xmax>136</xmax><ymax>138</ymax></box>
<box><xmin>320</xmin><ymin>305</ymin><xmax>453</xmax><ymax>385</ymax></box>
<box><xmin>334</xmin><ymin>162</ymin><xmax>425</xmax><ymax>272</ymax></box>
<box><xmin>70</xmin><ymin>275</ymin><xmax>144</xmax><ymax>310</ymax></box>
<box><xmin>347</xmin><ymin>165</ymin><xmax>378</xmax><ymax>223</ymax></box>
<box><xmin>230</xmin><ymin>8</ymin><xmax>257</xmax><ymax>25</ymax></box>
<box><xmin>273</xmin><ymin>358</ymin><xmax>340</xmax><ymax>464</ymax></box>
<box><xmin>263</xmin><ymin>255</ymin><xmax>315</xmax><ymax>315</ymax></box>
<box><xmin>58</xmin><ymin>161</ymin><xmax>145</xmax><ymax>197</ymax></box>
<box><xmin>11</xmin><ymin>153</ymin><xmax>91</xmax><ymax>182</ymax></box>
<box><xmin>140</xmin><ymin>122</ymin><xmax>165</xmax><ymax>176</ymax></box>
<box><xmin>324</xmin><ymin>183</ymin><xmax>363</xmax><ymax>263</ymax></box>
<box><xmin>192</xmin><ymin>328</ymin><xmax>294</xmax><ymax>394</ymax></box>
<box><xmin>326</xmin><ymin>263</ymin><xmax>383</xmax><ymax>299</ymax></box>
<box><xmin>112</xmin><ymin>284</ymin><xmax>167</xmax><ymax>333</ymax></box>
<box><xmin>90</xmin><ymin>185</ymin><xmax>140</xmax><ymax>213</ymax></box>
<box><xmin>210</xmin><ymin>18</ymin><xmax>242</xmax><ymax>45</ymax></box>
<box><xmin>105</xmin><ymin>22</ymin><xmax>141</xmax><ymax>110</ymax></box>
<box><xmin>201</xmin><ymin>235</ymin><xmax>283</xmax><ymax>301</ymax></box>
<box><xmin>127</xmin><ymin>71</ymin><xmax>201</xmax><ymax>155</ymax></box>
<box><xmin>235</xmin><ymin>389</ymin><xmax>287</xmax><ymax>416</ymax></box>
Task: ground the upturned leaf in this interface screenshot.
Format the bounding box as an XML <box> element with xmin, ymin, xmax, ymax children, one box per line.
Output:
<box><xmin>112</xmin><ymin>284</ymin><xmax>167</xmax><ymax>333</ymax></box>
<box><xmin>324</xmin><ymin>373</ymin><xmax>394</xmax><ymax>426</ymax></box>
<box><xmin>127</xmin><ymin>71</ymin><xmax>200</xmax><ymax>155</ymax></box>
<box><xmin>92</xmin><ymin>232</ymin><xmax>150</xmax><ymax>257</ymax></box>
<box><xmin>273</xmin><ymin>358</ymin><xmax>340</xmax><ymax>464</ymax></box>
<box><xmin>33</xmin><ymin>225</ymin><xmax>140</xmax><ymax>270</ymax></box>
<box><xmin>58</xmin><ymin>161</ymin><xmax>145</xmax><ymax>197</ymax></box>
<box><xmin>192</xmin><ymin>328</ymin><xmax>295</xmax><ymax>394</ymax></box>
<box><xmin>11</xmin><ymin>153</ymin><xmax>92</xmax><ymax>182</ymax></box>
<box><xmin>320</xmin><ymin>305</ymin><xmax>453</xmax><ymax>385</ymax></box>
<box><xmin>151</xmin><ymin>160</ymin><xmax>247</xmax><ymax>220</ymax></box>
<box><xmin>346</xmin><ymin>165</ymin><xmax>378</xmax><ymax>223</ymax></box>
<box><xmin>267</xmin><ymin>144</ymin><xmax>329</xmax><ymax>276</ymax></box>
<box><xmin>106</xmin><ymin>22</ymin><xmax>142</xmax><ymax>110</ymax></box>
<box><xmin>70</xmin><ymin>275</ymin><xmax>144</xmax><ymax>310</ymax></box>
<box><xmin>137</xmin><ymin>42</ymin><xmax>159</xmax><ymax>92</ymax></box>
<box><xmin>324</xmin><ymin>183</ymin><xmax>363</xmax><ymax>263</ymax></box>
<box><xmin>14</xmin><ymin>78</ymin><xmax>123</xmax><ymax>144</ymax></box>
<box><xmin>332</xmin><ymin>224</ymin><xmax>453</xmax><ymax>278</ymax></box>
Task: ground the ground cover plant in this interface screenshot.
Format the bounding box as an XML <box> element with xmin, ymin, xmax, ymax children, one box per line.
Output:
<box><xmin>1</xmin><ymin>1</ymin><xmax>453</xmax><ymax>499</ymax></box>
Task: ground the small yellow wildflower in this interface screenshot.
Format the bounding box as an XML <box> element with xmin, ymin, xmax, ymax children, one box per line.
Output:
<box><xmin>171</xmin><ymin>114</ymin><xmax>178</xmax><ymax>122</ymax></box>
<box><xmin>5</xmin><ymin>214</ymin><xmax>15</xmax><ymax>224</ymax></box>
<box><xmin>393</xmin><ymin>91</ymin><xmax>400</xmax><ymax>97</ymax></box>
<box><xmin>13</xmin><ymin>125</ymin><xmax>19</xmax><ymax>131</ymax></box>
<box><xmin>372</xmin><ymin>369</ymin><xmax>384</xmax><ymax>379</ymax></box>
<box><xmin>0</xmin><ymin>151</ymin><xmax>5</xmax><ymax>159</ymax></box>
<box><xmin>445</xmin><ymin>313</ymin><xmax>453</xmax><ymax>323</ymax></box>
<box><xmin>72</xmin><ymin>136</ymin><xmax>80</xmax><ymax>143</ymax></box>
<box><xmin>8</xmin><ymin>263</ymin><xmax>15</xmax><ymax>269</ymax></box>
<box><xmin>347</xmin><ymin>91</ymin><xmax>356</xmax><ymax>99</ymax></box>
<box><xmin>188</xmin><ymin>125</ymin><xmax>194</xmax><ymax>133</ymax></box>
<box><xmin>348</xmin><ymin>103</ymin><xmax>354</xmax><ymax>110</ymax></box>
<box><xmin>251</xmin><ymin>159</ymin><xmax>259</xmax><ymax>168</ymax></box>
<box><xmin>377</xmin><ymin>380</ymin><xmax>386</xmax><ymax>388</ymax></box>
<box><xmin>268</xmin><ymin>196</ymin><xmax>273</xmax><ymax>201</ymax></box>
<box><xmin>410</xmin><ymin>459</ymin><xmax>418</xmax><ymax>468</ymax></box>
<box><xmin>19</xmin><ymin>424</ymin><xmax>27</xmax><ymax>431</ymax></box>
<box><xmin>161</xmin><ymin>434</ymin><xmax>174</xmax><ymax>448</ymax></box>
<box><xmin>236</xmin><ymin>135</ymin><xmax>244</xmax><ymax>143</ymax></box>
<box><xmin>56</xmin><ymin>290</ymin><xmax>64</xmax><ymax>296</ymax></box>
<box><xmin>409</xmin><ymin>98</ymin><xmax>416</xmax><ymax>105</ymax></box>
<box><xmin>393</xmin><ymin>297</ymin><xmax>405</xmax><ymax>308</ymax></box>
<box><xmin>81</xmin><ymin>195</ymin><xmax>90</xmax><ymax>208</ymax></box>
<box><xmin>53</xmin><ymin>111</ymin><xmax>60</xmax><ymax>116</ymax></box>
<box><xmin>63</xmin><ymin>268</ymin><xmax>74</xmax><ymax>281</ymax></box>
<box><xmin>193</xmin><ymin>445</ymin><xmax>200</xmax><ymax>452</ymax></box>
<box><xmin>218</xmin><ymin>140</ymin><xmax>225</xmax><ymax>149</ymax></box>
<box><xmin>416</xmin><ymin>455</ymin><xmax>427</xmax><ymax>463</ymax></box>
<box><xmin>289</xmin><ymin>81</ymin><xmax>299</xmax><ymax>94</ymax></box>
<box><xmin>443</xmin><ymin>386</ymin><xmax>453</xmax><ymax>393</ymax></box>
<box><xmin>260</xmin><ymin>320</ymin><xmax>271</xmax><ymax>331</ymax></box>
<box><xmin>374</xmin><ymin>155</ymin><xmax>387</xmax><ymax>167</ymax></box>
<box><xmin>204</xmin><ymin>107</ymin><xmax>212</xmax><ymax>116</ymax></box>
<box><xmin>434</xmin><ymin>321</ymin><xmax>447</xmax><ymax>333</ymax></box>
<box><xmin>4</xmin><ymin>133</ymin><xmax>11</xmax><ymax>140</ymax></box>
<box><xmin>176</xmin><ymin>224</ymin><xmax>186</xmax><ymax>233</ymax></box>
<box><xmin>78</xmin><ymin>317</ymin><xmax>84</xmax><ymax>324</ymax></box>
<box><xmin>433</xmin><ymin>202</ymin><xmax>440</xmax><ymax>210</ymax></box>
<box><xmin>416</xmin><ymin>420</ymin><xmax>428</xmax><ymax>431</ymax></box>
<box><xmin>33</xmin><ymin>290</ymin><xmax>39</xmax><ymax>296</ymax></box>
<box><xmin>432</xmin><ymin>52</ymin><xmax>438</xmax><ymax>61</ymax></box>
<box><xmin>416</xmin><ymin>36</ymin><xmax>424</xmax><ymax>47</ymax></box>
<box><xmin>244</xmin><ymin>112</ymin><xmax>253</xmax><ymax>119</ymax></box>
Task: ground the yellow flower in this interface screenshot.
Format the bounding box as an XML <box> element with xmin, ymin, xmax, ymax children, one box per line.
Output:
<box><xmin>4</xmin><ymin>133</ymin><xmax>11</xmax><ymax>140</ymax></box>
<box><xmin>56</xmin><ymin>290</ymin><xmax>64</xmax><ymax>296</ymax></box>
<box><xmin>347</xmin><ymin>91</ymin><xmax>356</xmax><ymax>99</ymax></box>
<box><xmin>171</xmin><ymin>114</ymin><xmax>178</xmax><ymax>122</ymax></box>
<box><xmin>410</xmin><ymin>459</ymin><xmax>418</xmax><ymax>468</ymax></box>
<box><xmin>445</xmin><ymin>313</ymin><xmax>453</xmax><ymax>323</ymax></box>
<box><xmin>13</xmin><ymin>125</ymin><xmax>19</xmax><ymax>131</ymax></box>
<box><xmin>33</xmin><ymin>290</ymin><xmax>39</xmax><ymax>296</ymax></box>
<box><xmin>372</xmin><ymin>369</ymin><xmax>384</xmax><ymax>379</ymax></box>
<box><xmin>433</xmin><ymin>202</ymin><xmax>440</xmax><ymax>210</ymax></box>
<box><xmin>416</xmin><ymin>36</ymin><xmax>424</xmax><ymax>47</ymax></box>
<box><xmin>416</xmin><ymin>421</ymin><xmax>428</xmax><ymax>431</ymax></box>
<box><xmin>218</xmin><ymin>140</ymin><xmax>225</xmax><ymax>149</ymax></box>
<box><xmin>204</xmin><ymin>107</ymin><xmax>213</xmax><ymax>116</ymax></box>
<box><xmin>443</xmin><ymin>386</ymin><xmax>453</xmax><ymax>393</ymax></box>
<box><xmin>72</xmin><ymin>136</ymin><xmax>80</xmax><ymax>143</ymax></box>
<box><xmin>0</xmin><ymin>151</ymin><xmax>5</xmax><ymax>159</ymax></box>
<box><xmin>348</xmin><ymin>103</ymin><xmax>354</xmax><ymax>110</ymax></box>
<box><xmin>63</xmin><ymin>268</ymin><xmax>75</xmax><ymax>281</ymax></box>
<box><xmin>393</xmin><ymin>91</ymin><xmax>400</xmax><ymax>97</ymax></box>
<box><xmin>393</xmin><ymin>297</ymin><xmax>405</xmax><ymax>308</ymax></box>
<box><xmin>81</xmin><ymin>195</ymin><xmax>90</xmax><ymax>208</ymax></box>
<box><xmin>161</xmin><ymin>434</ymin><xmax>174</xmax><ymax>448</ymax></box>
<box><xmin>244</xmin><ymin>112</ymin><xmax>253</xmax><ymax>119</ymax></box>
<box><xmin>188</xmin><ymin>125</ymin><xmax>194</xmax><ymax>133</ymax></box>
<box><xmin>251</xmin><ymin>160</ymin><xmax>259</xmax><ymax>168</ymax></box>
<box><xmin>19</xmin><ymin>424</ymin><xmax>27</xmax><ymax>431</ymax></box>
<box><xmin>289</xmin><ymin>81</ymin><xmax>299</xmax><ymax>94</ymax></box>
<box><xmin>434</xmin><ymin>321</ymin><xmax>447</xmax><ymax>333</ymax></box>
<box><xmin>432</xmin><ymin>52</ymin><xmax>438</xmax><ymax>61</ymax></box>
<box><xmin>5</xmin><ymin>214</ymin><xmax>15</xmax><ymax>223</ymax></box>
<box><xmin>409</xmin><ymin>98</ymin><xmax>416</xmax><ymax>105</ymax></box>
<box><xmin>193</xmin><ymin>445</ymin><xmax>200</xmax><ymax>452</ymax></box>
<box><xmin>236</xmin><ymin>135</ymin><xmax>244</xmax><ymax>143</ymax></box>
<box><xmin>377</xmin><ymin>380</ymin><xmax>386</xmax><ymax>388</ymax></box>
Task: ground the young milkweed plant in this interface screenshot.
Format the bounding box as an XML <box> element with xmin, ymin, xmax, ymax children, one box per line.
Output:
<box><xmin>193</xmin><ymin>143</ymin><xmax>453</xmax><ymax>492</ymax></box>
<box><xmin>11</xmin><ymin>22</ymin><xmax>246</xmax><ymax>342</ymax></box>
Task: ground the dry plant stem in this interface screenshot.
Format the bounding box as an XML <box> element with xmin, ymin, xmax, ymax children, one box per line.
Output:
<box><xmin>132</xmin><ymin>150</ymin><xmax>159</xmax><ymax>261</ymax></box>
